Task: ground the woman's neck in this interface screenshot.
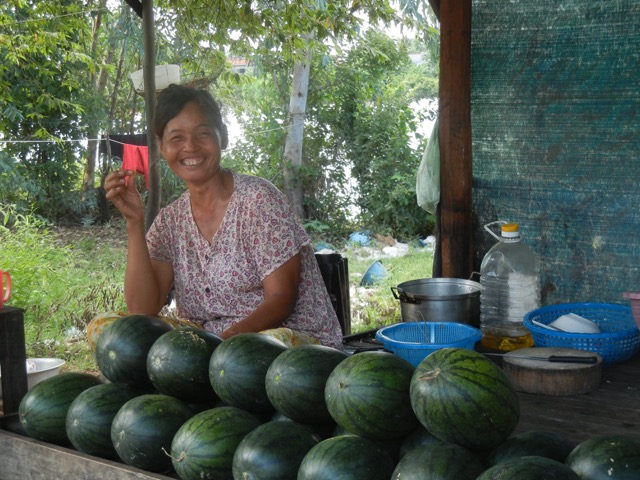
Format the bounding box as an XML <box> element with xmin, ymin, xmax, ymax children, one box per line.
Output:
<box><xmin>188</xmin><ymin>169</ymin><xmax>234</xmax><ymax>243</ymax></box>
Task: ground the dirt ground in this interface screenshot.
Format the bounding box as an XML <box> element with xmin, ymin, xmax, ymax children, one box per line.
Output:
<box><xmin>50</xmin><ymin>219</ymin><xmax>128</xmax><ymax>251</ymax></box>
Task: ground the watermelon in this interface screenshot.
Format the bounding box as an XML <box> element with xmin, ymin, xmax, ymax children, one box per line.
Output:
<box><xmin>409</xmin><ymin>348</ymin><xmax>519</xmax><ymax>451</ymax></box>
<box><xmin>209</xmin><ymin>333</ymin><xmax>287</xmax><ymax>413</ymax></box>
<box><xmin>399</xmin><ymin>425</ymin><xmax>443</xmax><ymax>458</ymax></box>
<box><xmin>66</xmin><ymin>382</ymin><xmax>141</xmax><ymax>459</ymax></box>
<box><xmin>324</xmin><ymin>350</ymin><xmax>419</xmax><ymax>439</ymax></box>
<box><xmin>487</xmin><ymin>430</ymin><xmax>576</xmax><ymax>466</ymax></box>
<box><xmin>271</xmin><ymin>411</ymin><xmax>336</xmax><ymax>440</ymax></box>
<box><xmin>565</xmin><ymin>435</ymin><xmax>640</xmax><ymax>480</ymax></box>
<box><xmin>265</xmin><ymin>344</ymin><xmax>347</xmax><ymax>424</ymax></box>
<box><xmin>19</xmin><ymin>372</ymin><xmax>102</xmax><ymax>445</ymax></box>
<box><xmin>331</xmin><ymin>423</ymin><xmax>403</xmax><ymax>462</ymax></box>
<box><xmin>187</xmin><ymin>399</ymin><xmax>220</xmax><ymax>414</ymax></box>
<box><xmin>232</xmin><ymin>420</ymin><xmax>321</xmax><ymax>479</ymax></box>
<box><xmin>171</xmin><ymin>406</ymin><xmax>263</xmax><ymax>480</ymax></box>
<box><xmin>391</xmin><ymin>442</ymin><xmax>486</xmax><ymax>480</ymax></box>
<box><xmin>297</xmin><ymin>434</ymin><xmax>396</xmax><ymax>480</ymax></box>
<box><xmin>95</xmin><ymin>314</ymin><xmax>172</xmax><ymax>389</ymax></box>
<box><xmin>147</xmin><ymin>327</ymin><xmax>222</xmax><ymax>401</ymax></box>
<box><xmin>477</xmin><ymin>455</ymin><xmax>581</xmax><ymax>479</ymax></box>
<box><xmin>111</xmin><ymin>393</ymin><xmax>193</xmax><ymax>473</ymax></box>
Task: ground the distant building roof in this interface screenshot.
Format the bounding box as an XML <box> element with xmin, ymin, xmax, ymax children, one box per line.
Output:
<box><xmin>228</xmin><ymin>57</ymin><xmax>249</xmax><ymax>73</ymax></box>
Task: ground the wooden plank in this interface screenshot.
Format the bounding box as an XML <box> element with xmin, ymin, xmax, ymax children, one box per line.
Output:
<box><xmin>438</xmin><ymin>0</ymin><xmax>473</xmax><ymax>279</ymax></box>
<box><xmin>0</xmin><ymin>429</ymin><xmax>177</xmax><ymax>480</ymax></box>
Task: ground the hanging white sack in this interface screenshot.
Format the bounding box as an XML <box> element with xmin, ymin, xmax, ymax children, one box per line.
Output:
<box><xmin>416</xmin><ymin>117</ymin><xmax>440</xmax><ymax>214</ymax></box>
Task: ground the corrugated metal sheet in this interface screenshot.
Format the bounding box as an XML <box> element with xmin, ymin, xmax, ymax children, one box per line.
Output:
<box><xmin>471</xmin><ymin>0</ymin><xmax>640</xmax><ymax>304</ymax></box>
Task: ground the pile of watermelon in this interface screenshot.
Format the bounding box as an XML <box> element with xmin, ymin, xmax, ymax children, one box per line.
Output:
<box><xmin>17</xmin><ymin>315</ymin><xmax>640</xmax><ymax>479</ymax></box>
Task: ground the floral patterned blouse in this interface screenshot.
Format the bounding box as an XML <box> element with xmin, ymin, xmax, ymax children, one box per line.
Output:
<box><xmin>146</xmin><ymin>172</ymin><xmax>344</xmax><ymax>350</ymax></box>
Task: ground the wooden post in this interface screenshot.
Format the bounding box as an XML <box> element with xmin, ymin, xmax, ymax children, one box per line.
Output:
<box><xmin>142</xmin><ymin>0</ymin><xmax>160</xmax><ymax>230</ymax></box>
<box><xmin>438</xmin><ymin>0</ymin><xmax>472</xmax><ymax>278</ymax></box>
<box><xmin>0</xmin><ymin>307</ymin><xmax>28</xmax><ymax>415</ymax></box>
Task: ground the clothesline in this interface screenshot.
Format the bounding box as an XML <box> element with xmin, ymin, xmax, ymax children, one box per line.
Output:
<box><xmin>0</xmin><ymin>121</ymin><xmax>305</xmax><ymax>146</ymax></box>
<box><xmin>0</xmin><ymin>8</ymin><xmax>108</xmax><ymax>27</ymax></box>
<box><xmin>0</xmin><ymin>137</ymin><xmax>114</xmax><ymax>145</ymax></box>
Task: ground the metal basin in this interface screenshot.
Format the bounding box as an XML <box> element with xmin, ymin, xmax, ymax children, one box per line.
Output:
<box><xmin>0</xmin><ymin>358</ymin><xmax>65</xmax><ymax>399</ymax></box>
<box><xmin>391</xmin><ymin>278</ymin><xmax>481</xmax><ymax>326</ymax></box>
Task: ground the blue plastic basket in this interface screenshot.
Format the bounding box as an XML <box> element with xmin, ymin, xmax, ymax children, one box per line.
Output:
<box><xmin>375</xmin><ymin>322</ymin><xmax>482</xmax><ymax>367</ymax></box>
<box><xmin>523</xmin><ymin>303</ymin><xmax>640</xmax><ymax>365</ymax></box>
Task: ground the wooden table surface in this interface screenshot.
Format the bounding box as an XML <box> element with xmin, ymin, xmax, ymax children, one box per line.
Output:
<box><xmin>513</xmin><ymin>352</ymin><xmax>640</xmax><ymax>445</ymax></box>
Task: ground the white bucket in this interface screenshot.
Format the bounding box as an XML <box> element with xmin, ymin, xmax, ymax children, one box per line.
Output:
<box><xmin>130</xmin><ymin>64</ymin><xmax>181</xmax><ymax>94</ymax></box>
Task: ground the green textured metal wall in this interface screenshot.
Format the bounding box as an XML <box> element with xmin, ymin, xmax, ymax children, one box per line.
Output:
<box><xmin>471</xmin><ymin>0</ymin><xmax>640</xmax><ymax>304</ymax></box>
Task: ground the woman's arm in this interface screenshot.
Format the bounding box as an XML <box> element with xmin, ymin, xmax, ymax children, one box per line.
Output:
<box><xmin>219</xmin><ymin>253</ymin><xmax>301</xmax><ymax>339</ymax></box>
<box><xmin>123</xmin><ymin>222</ymin><xmax>174</xmax><ymax>315</ymax></box>
<box><xmin>105</xmin><ymin>170</ymin><xmax>174</xmax><ymax>315</ymax></box>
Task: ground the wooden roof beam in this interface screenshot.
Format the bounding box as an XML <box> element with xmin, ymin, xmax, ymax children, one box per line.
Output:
<box><xmin>124</xmin><ymin>0</ymin><xmax>142</xmax><ymax>18</ymax></box>
<box><xmin>428</xmin><ymin>0</ymin><xmax>440</xmax><ymax>20</ymax></box>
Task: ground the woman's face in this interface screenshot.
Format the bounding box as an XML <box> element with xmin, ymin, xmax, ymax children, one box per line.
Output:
<box><xmin>158</xmin><ymin>101</ymin><xmax>223</xmax><ymax>184</ymax></box>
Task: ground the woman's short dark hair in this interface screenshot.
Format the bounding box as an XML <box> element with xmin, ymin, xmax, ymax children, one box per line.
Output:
<box><xmin>154</xmin><ymin>84</ymin><xmax>228</xmax><ymax>149</ymax></box>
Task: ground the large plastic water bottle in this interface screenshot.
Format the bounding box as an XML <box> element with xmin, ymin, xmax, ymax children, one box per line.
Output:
<box><xmin>479</xmin><ymin>222</ymin><xmax>540</xmax><ymax>352</ymax></box>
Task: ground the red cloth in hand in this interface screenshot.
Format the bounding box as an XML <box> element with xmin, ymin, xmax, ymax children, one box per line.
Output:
<box><xmin>122</xmin><ymin>144</ymin><xmax>149</xmax><ymax>188</ymax></box>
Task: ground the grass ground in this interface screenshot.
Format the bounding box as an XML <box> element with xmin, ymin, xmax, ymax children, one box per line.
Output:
<box><xmin>1</xmin><ymin>218</ymin><xmax>434</xmax><ymax>373</ymax></box>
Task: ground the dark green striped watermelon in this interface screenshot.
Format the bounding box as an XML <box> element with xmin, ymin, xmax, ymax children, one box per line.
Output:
<box><xmin>95</xmin><ymin>314</ymin><xmax>172</xmax><ymax>389</ymax></box>
<box><xmin>209</xmin><ymin>333</ymin><xmax>287</xmax><ymax>413</ymax></box>
<box><xmin>232</xmin><ymin>420</ymin><xmax>321</xmax><ymax>479</ymax></box>
<box><xmin>66</xmin><ymin>382</ymin><xmax>141</xmax><ymax>459</ymax></box>
<box><xmin>147</xmin><ymin>327</ymin><xmax>222</xmax><ymax>401</ymax></box>
<box><xmin>409</xmin><ymin>348</ymin><xmax>519</xmax><ymax>451</ymax></box>
<box><xmin>565</xmin><ymin>435</ymin><xmax>640</xmax><ymax>480</ymax></box>
<box><xmin>297</xmin><ymin>434</ymin><xmax>396</xmax><ymax>480</ymax></box>
<box><xmin>19</xmin><ymin>372</ymin><xmax>102</xmax><ymax>445</ymax></box>
<box><xmin>111</xmin><ymin>393</ymin><xmax>193</xmax><ymax>473</ymax></box>
<box><xmin>171</xmin><ymin>406</ymin><xmax>263</xmax><ymax>480</ymax></box>
<box><xmin>271</xmin><ymin>411</ymin><xmax>336</xmax><ymax>440</ymax></box>
<box><xmin>265</xmin><ymin>344</ymin><xmax>347</xmax><ymax>424</ymax></box>
<box><xmin>332</xmin><ymin>423</ymin><xmax>403</xmax><ymax>463</ymax></box>
<box><xmin>187</xmin><ymin>398</ymin><xmax>220</xmax><ymax>414</ymax></box>
<box><xmin>487</xmin><ymin>430</ymin><xmax>576</xmax><ymax>466</ymax></box>
<box><xmin>391</xmin><ymin>442</ymin><xmax>486</xmax><ymax>480</ymax></box>
<box><xmin>324</xmin><ymin>350</ymin><xmax>419</xmax><ymax>440</ymax></box>
<box><xmin>477</xmin><ymin>455</ymin><xmax>581</xmax><ymax>479</ymax></box>
<box><xmin>399</xmin><ymin>425</ymin><xmax>443</xmax><ymax>458</ymax></box>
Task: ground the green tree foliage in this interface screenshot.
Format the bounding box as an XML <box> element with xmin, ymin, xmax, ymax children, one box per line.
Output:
<box><xmin>0</xmin><ymin>1</ymin><xmax>438</xmax><ymax>241</ymax></box>
<box><xmin>0</xmin><ymin>1</ymin><xmax>98</xmax><ymax>219</ymax></box>
<box><xmin>226</xmin><ymin>30</ymin><xmax>438</xmax><ymax>242</ymax></box>
<box><xmin>309</xmin><ymin>30</ymin><xmax>437</xmax><ymax>241</ymax></box>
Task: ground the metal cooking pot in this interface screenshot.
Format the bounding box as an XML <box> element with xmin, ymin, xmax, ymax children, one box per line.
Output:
<box><xmin>391</xmin><ymin>278</ymin><xmax>481</xmax><ymax>326</ymax></box>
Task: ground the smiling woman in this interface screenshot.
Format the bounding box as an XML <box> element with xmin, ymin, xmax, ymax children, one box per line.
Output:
<box><xmin>102</xmin><ymin>84</ymin><xmax>344</xmax><ymax>350</ymax></box>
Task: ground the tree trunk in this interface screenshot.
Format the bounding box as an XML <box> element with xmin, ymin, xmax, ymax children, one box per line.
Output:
<box><xmin>81</xmin><ymin>0</ymin><xmax>107</xmax><ymax>193</ymax></box>
<box><xmin>97</xmin><ymin>6</ymin><xmax>131</xmax><ymax>223</ymax></box>
<box><xmin>282</xmin><ymin>48</ymin><xmax>312</xmax><ymax>220</ymax></box>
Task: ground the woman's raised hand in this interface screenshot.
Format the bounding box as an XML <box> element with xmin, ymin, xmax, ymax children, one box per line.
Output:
<box><xmin>105</xmin><ymin>170</ymin><xmax>145</xmax><ymax>223</ymax></box>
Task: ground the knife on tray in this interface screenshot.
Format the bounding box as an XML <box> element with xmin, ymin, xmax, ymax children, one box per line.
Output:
<box><xmin>483</xmin><ymin>353</ymin><xmax>599</xmax><ymax>364</ymax></box>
